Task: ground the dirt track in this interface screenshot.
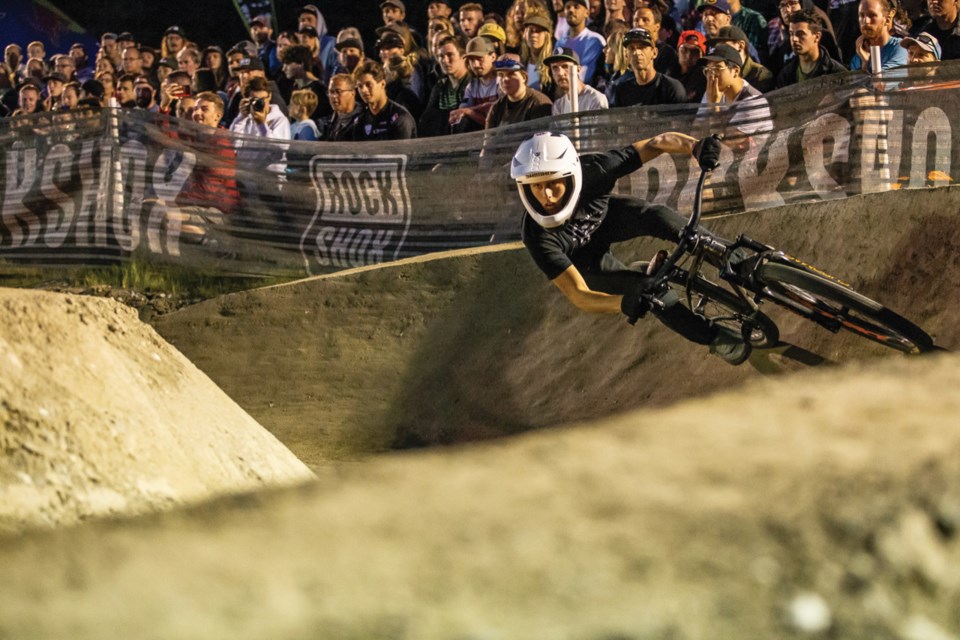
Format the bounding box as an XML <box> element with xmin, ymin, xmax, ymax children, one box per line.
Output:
<box><xmin>154</xmin><ymin>186</ymin><xmax>960</xmax><ymax>467</ymax></box>
<box><xmin>1</xmin><ymin>186</ymin><xmax>959</xmax><ymax>638</ymax></box>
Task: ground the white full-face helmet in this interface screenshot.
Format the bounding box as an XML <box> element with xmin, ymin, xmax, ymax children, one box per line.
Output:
<box><xmin>511</xmin><ymin>131</ymin><xmax>582</xmax><ymax>229</ymax></box>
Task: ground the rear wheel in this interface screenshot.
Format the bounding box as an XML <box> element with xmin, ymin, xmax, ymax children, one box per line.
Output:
<box><xmin>758</xmin><ymin>262</ymin><xmax>936</xmax><ymax>354</ymax></box>
<box><xmin>681</xmin><ymin>274</ymin><xmax>780</xmax><ymax>348</ymax></box>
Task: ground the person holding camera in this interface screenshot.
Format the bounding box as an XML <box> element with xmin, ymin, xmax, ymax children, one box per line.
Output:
<box><xmin>229</xmin><ymin>76</ymin><xmax>291</xmax><ymax>171</ymax></box>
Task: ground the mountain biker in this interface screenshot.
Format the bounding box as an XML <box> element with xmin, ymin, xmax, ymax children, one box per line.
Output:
<box><xmin>512</xmin><ymin>130</ymin><xmax>752</xmax><ymax>365</ymax></box>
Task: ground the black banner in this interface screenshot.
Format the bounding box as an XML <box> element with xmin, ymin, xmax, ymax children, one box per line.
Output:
<box><xmin>2</xmin><ymin>63</ymin><xmax>959</xmax><ymax>277</ymax></box>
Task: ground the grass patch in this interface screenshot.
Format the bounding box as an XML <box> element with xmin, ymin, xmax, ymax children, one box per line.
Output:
<box><xmin>0</xmin><ymin>256</ymin><xmax>293</xmax><ymax>300</ymax></box>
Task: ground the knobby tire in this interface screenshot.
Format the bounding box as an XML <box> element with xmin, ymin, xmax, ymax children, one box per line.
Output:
<box><xmin>757</xmin><ymin>262</ymin><xmax>936</xmax><ymax>354</ymax></box>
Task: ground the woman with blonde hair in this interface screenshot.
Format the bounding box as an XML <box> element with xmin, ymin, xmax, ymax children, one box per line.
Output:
<box><xmin>520</xmin><ymin>12</ymin><xmax>558</xmax><ymax>98</ymax></box>
<box><xmin>598</xmin><ymin>22</ymin><xmax>631</xmax><ymax>104</ymax></box>
<box><xmin>508</xmin><ymin>0</ymin><xmax>549</xmax><ymax>54</ymax></box>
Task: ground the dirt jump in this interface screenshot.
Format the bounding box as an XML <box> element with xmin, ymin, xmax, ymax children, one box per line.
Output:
<box><xmin>0</xmin><ymin>289</ymin><xmax>314</xmax><ymax>535</ymax></box>
<box><xmin>1</xmin><ymin>186</ymin><xmax>959</xmax><ymax>639</ymax></box>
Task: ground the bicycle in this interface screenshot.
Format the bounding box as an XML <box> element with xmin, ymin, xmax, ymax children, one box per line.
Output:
<box><xmin>628</xmin><ymin>165</ymin><xmax>942</xmax><ymax>356</ymax></box>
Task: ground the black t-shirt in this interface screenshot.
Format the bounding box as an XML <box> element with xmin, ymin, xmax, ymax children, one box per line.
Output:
<box><xmin>613</xmin><ymin>72</ymin><xmax>686</xmax><ymax>108</ymax></box>
<box><xmin>351</xmin><ymin>100</ymin><xmax>417</xmax><ymax>141</ymax></box>
<box><xmin>654</xmin><ymin>43</ymin><xmax>682</xmax><ymax>79</ymax></box>
<box><xmin>678</xmin><ymin>67</ymin><xmax>707</xmax><ymax>103</ymax></box>
<box><xmin>919</xmin><ymin>18</ymin><xmax>960</xmax><ymax>61</ymax></box>
<box><xmin>522</xmin><ymin>146</ymin><xmax>643</xmax><ymax>280</ymax></box>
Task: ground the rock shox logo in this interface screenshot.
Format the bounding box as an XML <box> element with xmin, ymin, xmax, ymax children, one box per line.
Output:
<box><xmin>300</xmin><ymin>155</ymin><xmax>411</xmax><ymax>274</ymax></box>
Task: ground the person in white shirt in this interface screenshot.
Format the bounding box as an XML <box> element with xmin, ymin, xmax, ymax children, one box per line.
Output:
<box><xmin>698</xmin><ymin>43</ymin><xmax>772</xmax><ymax>152</ymax></box>
<box><xmin>546</xmin><ymin>46</ymin><xmax>609</xmax><ymax>114</ymax></box>
<box><xmin>229</xmin><ymin>75</ymin><xmax>291</xmax><ymax>175</ymax></box>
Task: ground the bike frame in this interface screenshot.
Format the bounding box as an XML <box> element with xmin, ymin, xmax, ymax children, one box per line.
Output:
<box><xmin>643</xmin><ymin>168</ymin><xmax>867</xmax><ymax>337</ymax></box>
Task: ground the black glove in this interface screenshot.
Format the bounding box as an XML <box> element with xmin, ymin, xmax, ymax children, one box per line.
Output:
<box><xmin>693</xmin><ymin>134</ymin><xmax>723</xmax><ymax>171</ymax></box>
<box><xmin>620</xmin><ymin>276</ymin><xmax>654</xmax><ymax>322</ymax></box>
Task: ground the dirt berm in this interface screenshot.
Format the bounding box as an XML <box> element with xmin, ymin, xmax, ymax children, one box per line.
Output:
<box><xmin>0</xmin><ymin>289</ymin><xmax>314</xmax><ymax>535</ymax></box>
<box><xmin>154</xmin><ymin>186</ymin><xmax>960</xmax><ymax>467</ymax></box>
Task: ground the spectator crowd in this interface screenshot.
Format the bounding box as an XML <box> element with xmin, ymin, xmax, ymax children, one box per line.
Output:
<box><xmin>2</xmin><ymin>0</ymin><xmax>959</xmax><ymax>143</ymax></box>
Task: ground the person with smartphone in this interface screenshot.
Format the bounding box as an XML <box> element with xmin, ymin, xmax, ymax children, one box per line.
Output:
<box><xmin>159</xmin><ymin>70</ymin><xmax>192</xmax><ymax>114</ymax></box>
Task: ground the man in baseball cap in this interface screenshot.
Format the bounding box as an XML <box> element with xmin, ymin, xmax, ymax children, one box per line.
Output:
<box><xmin>707</xmin><ymin>25</ymin><xmax>773</xmax><ymax>91</ymax></box>
<box><xmin>449</xmin><ymin>36</ymin><xmax>499</xmax><ymax>132</ymax></box>
<box><xmin>678</xmin><ymin>30</ymin><xmax>707</xmax><ymax>54</ymax></box>
<box><xmin>901</xmin><ymin>32</ymin><xmax>942</xmax><ymax>64</ymax></box>
<box><xmin>900</xmin><ymin>32</ymin><xmax>942</xmax><ymax>79</ymax></box>
<box><xmin>486</xmin><ymin>53</ymin><xmax>552</xmax><ymax>128</ymax></box>
<box><xmin>701</xmin><ymin>43</ymin><xmax>747</xmax><ymax>101</ymax></box>
<box><xmin>677</xmin><ymin>30</ymin><xmax>708</xmax><ymax>101</ymax></box>
<box><xmin>697</xmin><ymin>0</ymin><xmax>732</xmax><ymax>40</ymax></box>
<box><xmin>376</xmin><ymin>31</ymin><xmax>407</xmax><ymax>62</ymax></box>
<box><xmin>614</xmin><ymin>28</ymin><xmax>686</xmax><ymax>107</ymax></box>
<box><xmin>381</xmin><ymin>0</ymin><xmax>406</xmax><ymax>24</ymax></box>
<box><xmin>700</xmin><ymin>42</ymin><xmax>773</xmax><ymax>141</ymax></box>
<box><xmin>163</xmin><ymin>26</ymin><xmax>187</xmax><ymax>68</ymax></box>
<box><xmin>544</xmin><ymin>46</ymin><xmax>609</xmax><ymax>114</ymax></box>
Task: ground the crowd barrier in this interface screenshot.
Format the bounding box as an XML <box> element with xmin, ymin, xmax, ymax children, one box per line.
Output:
<box><xmin>2</xmin><ymin>62</ymin><xmax>959</xmax><ymax>278</ymax></box>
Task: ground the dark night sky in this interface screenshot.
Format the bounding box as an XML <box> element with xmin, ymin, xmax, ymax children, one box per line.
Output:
<box><xmin>47</xmin><ymin>0</ymin><xmax>511</xmax><ymax>55</ymax></box>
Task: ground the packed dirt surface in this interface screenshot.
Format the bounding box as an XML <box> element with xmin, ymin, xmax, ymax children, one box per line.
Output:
<box><xmin>154</xmin><ymin>187</ymin><xmax>960</xmax><ymax>467</ymax></box>
<box><xmin>2</xmin><ymin>352</ymin><xmax>959</xmax><ymax>639</ymax></box>
<box><xmin>1</xmin><ymin>186</ymin><xmax>959</xmax><ymax>638</ymax></box>
<box><xmin>0</xmin><ymin>289</ymin><xmax>314</xmax><ymax>535</ymax></box>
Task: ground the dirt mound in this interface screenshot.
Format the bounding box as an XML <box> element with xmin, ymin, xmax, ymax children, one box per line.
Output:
<box><xmin>154</xmin><ymin>187</ymin><xmax>960</xmax><ymax>467</ymax></box>
<box><xmin>2</xmin><ymin>351</ymin><xmax>959</xmax><ymax>639</ymax></box>
<box><xmin>0</xmin><ymin>289</ymin><xmax>314</xmax><ymax>535</ymax></box>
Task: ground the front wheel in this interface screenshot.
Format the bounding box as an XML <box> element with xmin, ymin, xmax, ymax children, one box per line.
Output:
<box><xmin>758</xmin><ymin>262</ymin><xmax>936</xmax><ymax>354</ymax></box>
<box><xmin>680</xmin><ymin>273</ymin><xmax>780</xmax><ymax>348</ymax></box>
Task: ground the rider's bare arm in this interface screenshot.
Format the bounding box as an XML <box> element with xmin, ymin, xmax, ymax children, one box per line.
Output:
<box><xmin>551</xmin><ymin>266</ymin><xmax>622</xmax><ymax>314</ymax></box>
<box><xmin>632</xmin><ymin>132</ymin><xmax>699</xmax><ymax>164</ymax></box>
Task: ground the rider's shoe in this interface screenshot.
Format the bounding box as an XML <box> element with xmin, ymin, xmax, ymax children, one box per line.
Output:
<box><xmin>709</xmin><ymin>326</ymin><xmax>752</xmax><ymax>366</ymax></box>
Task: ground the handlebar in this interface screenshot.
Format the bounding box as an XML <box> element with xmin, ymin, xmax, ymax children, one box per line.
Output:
<box><xmin>646</xmin><ymin>167</ymin><xmax>710</xmax><ymax>291</ymax></box>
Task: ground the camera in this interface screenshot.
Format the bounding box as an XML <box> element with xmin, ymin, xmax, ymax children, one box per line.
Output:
<box><xmin>252</xmin><ymin>97</ymin><xmax>267</xmax><ymax>113</ymax></box>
